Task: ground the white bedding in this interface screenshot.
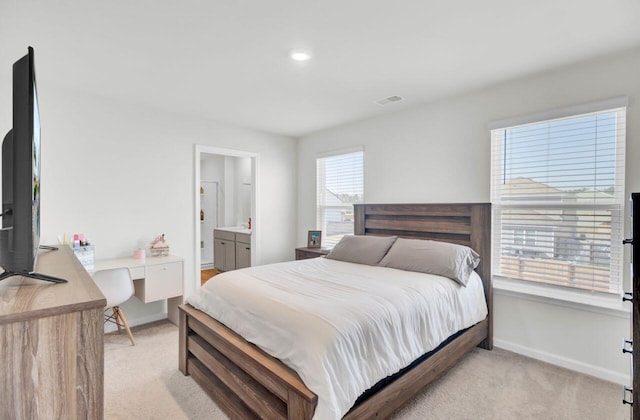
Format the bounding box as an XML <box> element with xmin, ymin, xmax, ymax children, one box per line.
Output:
<box><xmin>188</xmin><ymin>257</ymin><xmax>488</xmax><ymax>420</ymax></box>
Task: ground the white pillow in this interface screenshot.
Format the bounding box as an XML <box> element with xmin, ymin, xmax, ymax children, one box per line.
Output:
<box><xmin>379</xmin><ymin>238</ymin><xmax>480</xmax><ymax>286</ymax></box>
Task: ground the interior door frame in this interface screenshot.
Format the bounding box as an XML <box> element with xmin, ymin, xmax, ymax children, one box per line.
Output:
<box><xmin>194</xmin><ymin>144</ymin><xmax>259</xmax><ymax>290</ymax></box>
<box><xmin>199</xmin><ymin>180</ymin><xmax>219</xmax><ymax>268</ymax></box>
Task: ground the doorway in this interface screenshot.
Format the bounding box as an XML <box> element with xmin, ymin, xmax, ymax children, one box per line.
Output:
<box><xmin>199</xmin><ymin>180</ymin><xmax>218</xmax><ymax>269</ymax></box>
<box><xmin>194</xmin><ymin>145</ymin><xmax>258</xmax><ymax>291</ymax></box>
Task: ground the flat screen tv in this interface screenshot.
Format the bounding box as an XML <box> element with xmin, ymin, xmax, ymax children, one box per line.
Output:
<box><xmin>0</xmin><ymin>47</ymin><xmax>65</xmax><ymax>283</ymax></box>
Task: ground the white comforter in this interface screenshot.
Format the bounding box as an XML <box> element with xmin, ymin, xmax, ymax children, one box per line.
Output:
<box><xmin>188</xmin><ymin>257</ymin><xmax>488</xmax><ymax>420</ymax></box>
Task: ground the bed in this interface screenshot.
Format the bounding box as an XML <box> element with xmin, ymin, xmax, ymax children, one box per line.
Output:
<box><xmin>179</xmin><ymin>203</ymin><xmax>492</xmax><ymax>419</ymax></box>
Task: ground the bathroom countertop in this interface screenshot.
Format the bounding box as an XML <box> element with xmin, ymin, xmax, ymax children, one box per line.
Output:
<box><xmin>215</xmin><ymin>227</ymin><xmax>252</xmax><ymax>235</ymax></box>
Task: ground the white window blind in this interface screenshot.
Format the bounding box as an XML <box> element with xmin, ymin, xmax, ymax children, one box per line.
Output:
<box><xmin>316</xmin><ymin>150</ymin><xmax>364</xmax><ymax>247</ymax></box>
<box><xmin>491</xmin><ymin>107</ymin><xmax>626</xmax><ymax>295</ymax></box>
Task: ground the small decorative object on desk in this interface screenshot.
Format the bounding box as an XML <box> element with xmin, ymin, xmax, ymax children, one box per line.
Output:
<box><xmin>307</xmin><ymin>230</ymin><xmax>322</xmax><ymax>248</ymax></box>
<box><xmin>150</xmin><ymin>233</ymin><xmax>170</xmax><ymax>257</ymax></box>
<box><xmin>69</xmin><ymin>232</ymin><xmax>95</xmax><ymax>269</ymax></box>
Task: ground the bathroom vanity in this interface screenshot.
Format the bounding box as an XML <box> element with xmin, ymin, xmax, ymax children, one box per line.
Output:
<box><xmin>214</xmin><ymin>228</ymin><xmax>251</xmax><ymax>271</ymax></box>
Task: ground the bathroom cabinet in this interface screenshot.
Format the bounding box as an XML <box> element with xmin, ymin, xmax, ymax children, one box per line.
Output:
<box><xmin>214</xmin><ymin>229</ymin><xmax>251</xmax><ymax>271</ymax></box>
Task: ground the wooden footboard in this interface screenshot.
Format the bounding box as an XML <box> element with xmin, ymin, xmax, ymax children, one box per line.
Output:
<box><xmin>180</xmin><ymin>303</ymin><xmax>489</xmax><ymax>420</ymax></box>
<box><xmin>344</xmin><ymin>317</ymin><xmax>488</xmax><ymax>419</ymax></box>
<box><xmin>179</xmin><ymin>303</ymin><xmax>317</xmax><ymax>419</ymax></box>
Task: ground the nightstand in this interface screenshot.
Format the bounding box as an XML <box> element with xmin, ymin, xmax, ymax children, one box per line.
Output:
<box><xmin>295</xmin><ymin>247</ymin><xmax>330</xmax><ymax>260</ymax></box>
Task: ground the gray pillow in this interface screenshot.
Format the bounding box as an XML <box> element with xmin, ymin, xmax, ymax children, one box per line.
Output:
<box><xmin>379</xmin><ymin>238</ymin><xmax>480</xmax><ymax>286</ymax></box>
<box><xmin>325</xmin><ymin>235</ymin><xmax>397</xmax><ymax>266</ymax></box>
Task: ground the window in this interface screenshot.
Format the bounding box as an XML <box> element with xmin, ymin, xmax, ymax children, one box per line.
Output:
<box><xmin>491</xmin><ymin>106</ymin><xmax>626</xmax><ymax>295</ymax></box>
<box><xmin>316</xmin><ymin>149</ymin><xmax>364</xmax><ymax>247</ymax></box>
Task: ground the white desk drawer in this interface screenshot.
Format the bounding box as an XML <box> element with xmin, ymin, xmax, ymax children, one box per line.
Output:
<box><xmin>134</xmin><ymin>261</ymin><xmax>183</xmax><ymax>303</ymax></box>
<box><xmin>129</xmin><ymin>266</ymin><xmax>145</xmax><ymax>280</ymax></box>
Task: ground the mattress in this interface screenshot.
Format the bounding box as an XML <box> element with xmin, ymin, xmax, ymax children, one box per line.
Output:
<box><xmin>187</xmin><ymin>257</ymin><xmax>488</xmax><ymax>419</ymax></box>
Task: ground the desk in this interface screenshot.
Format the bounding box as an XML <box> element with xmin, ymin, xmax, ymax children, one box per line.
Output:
<box><xmin>91</xmin><ymin>255</ymin><xmax>184</xmax><ymax>325</ymax></box>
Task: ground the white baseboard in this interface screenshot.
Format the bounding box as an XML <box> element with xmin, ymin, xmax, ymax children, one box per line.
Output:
<box><xmin>104</xmin><ymin>312</ymin><xmax>168</xmax><ymax>334</ymax></box>
<box><xmin>494</xmin><ymin>338</ymin><xmax>630</xmax><ymax>385</ymax></box>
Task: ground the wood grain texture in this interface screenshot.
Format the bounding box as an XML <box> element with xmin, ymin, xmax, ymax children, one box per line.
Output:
<box><xmin>628</xmin><ymin>193</ymin><xmax>639</xmax><ymax>419</ymax></box>
<box><xmin>180</xmin><ymin>203</ymin><xmax>493</xmax><ymax>419</ymax></box>
<box><xmin>344</xmin><ymin>319</ymin><xmax>488</xmax><ymax>419</ymax></box>
<box><xmin>0</xmin><ymin>246</ymin><xmax>105</xmax><ymax>324</ymax></box>
<box><xmin>288</xmin><ymin>389</ymin><xmax>317</xmax><ymax>419</ymax></box>
<box><xmin>76</xmin><ymin>307</ymin><xmax>105</xmax><ymax>419</ymax></box>
<box><xmin>360</xmin><ymin>203</ymin><xmax>474</xmax><ymax>217</ymax></box>
<box><xmin>471</xmin><ymin>204</ymin><xmax>493</xmax><ymax>349</ymax></box>
<box><xmin>364</xmin><ymin>216</ymin><xmax>471</xmax><ymax>235</ymax></box>
<box><xmin>355</xmin><ymin>202</ymin><xmax>493</xmax><ymax>351</ymax></box>
<box><xmin>189</xmin><ymin>357</ymin><xmax>260</xmax><ymax>420</ymax></box>
<box><xmin>0</xmin><ymin>247</ymin><xmax>105</xmax><ymax>420</ymax></box>
<box><xmin>182</xmin><ymin>304</ymin><xmax>316</xmax><ymax>404</ymax></box>
<box><xmin>633</xmin><ymin>309</ymin><xmax>639</xmax><ymax>419</ymax></box>
<box><xmin>295</xmin><ymin>247</ymin><xmax>330</xmax><ymax>260</ymax></box>
<box><xmin>634</xmin><ymin>291</ymin><xmax>639</xmax><ymax>419</ymax></box>
<box><xmin>189</xmin><ymin>335</ymin><xmax>287</xmax><ymax>419</ymax></box>
<box><xmin>181</xmin><ymin>304</ymin><xmax>317</xmax><ymax>419</ymax></box>
<box><xmin>0</xmin><ymin>312</ymin><xmax>74</xmax><ymax>419</ymax></box>
<box><xmin>179</xmin><ymin>305</ymin><xmax>188</xmax><ymax>375</ymax></box>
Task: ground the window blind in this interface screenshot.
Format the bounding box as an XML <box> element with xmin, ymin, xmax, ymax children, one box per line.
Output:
<box><xmin>490</xmin><ymin>108</ymin><xmax>626</xmax><ymax>294</ymax></box>
<box><xmin>316</xmin><ymin>150</ymin><xmax>364</xmax><ymax>247</ymax></box>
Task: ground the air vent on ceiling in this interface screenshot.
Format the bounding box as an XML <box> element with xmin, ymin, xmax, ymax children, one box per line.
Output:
<box><xmin>375</xmin><ymin>95</ymin><xmax>404</xmax><ymax>106</ymax></box>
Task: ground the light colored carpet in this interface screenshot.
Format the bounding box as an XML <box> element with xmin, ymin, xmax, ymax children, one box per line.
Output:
<box><xmin>105</xmin><ymin>321</ymin><xmax>628</xmax><ymax>419</ymax></box>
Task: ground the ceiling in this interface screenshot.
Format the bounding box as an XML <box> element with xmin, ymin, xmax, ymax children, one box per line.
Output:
<box><xmin>2</xmin><ymin>0</ymin><xmax>640</xmax><ymax>138</ymax></box>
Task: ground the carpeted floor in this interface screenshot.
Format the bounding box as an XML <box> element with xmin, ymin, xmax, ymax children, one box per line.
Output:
<box><xmin>104</xmin><ymin>321</ymin><xmax>628</xmax><ymax>419</ymax></box>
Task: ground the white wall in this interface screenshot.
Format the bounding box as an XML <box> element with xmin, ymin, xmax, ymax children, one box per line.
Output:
<box><xmin>235</xmin><ymin>157</ymin><xmax>252</xmax><ymax>227</ymax></box>
<box><xmin>297</xmin><ymin>46</ymin><xmax>640</xmax><ymax>384</ymax></box>
<box><xmin>201</xmin><ymin>154</ymin><xmax>252</xmax><ymax>229</ymax></box>
<box><xmin>201</xmin><ymin>154</ymin><xmax>226</xmax><ymax>227</ymax></box>
<box><xmin>223</xmin><ymin>156</ymin><xmax>236</xmax><ymax>227</ymax></box>
<box><xmin>200</xmin><ymin>154</ymin><xmax>225</xmax><ymax>264</ymax></box>
<box><xmin>201</xmin><ymin>155</ymin><xmax>225</xmax><ymax>183</ymax></box>
<box><xmin>9</xmin><ymin>84</ymin><xmax>297</xmax><ymax>327</ymax></box>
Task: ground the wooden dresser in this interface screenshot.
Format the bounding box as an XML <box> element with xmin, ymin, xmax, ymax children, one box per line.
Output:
<box><xmin>0</xmin><ymin>246</ymin><xmax>106</xmax><ymax>419</ymax></box>
<box><xmin>623</xmin><ymin>193</ymin><xmax>639</xmax><ymax>417</ymax></box>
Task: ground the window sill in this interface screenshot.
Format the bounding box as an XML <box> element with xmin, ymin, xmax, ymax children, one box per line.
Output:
<box><xmin>493</xmin><ymin>277</ymin><xmax>631</xmax><ymax>319</ymax></box>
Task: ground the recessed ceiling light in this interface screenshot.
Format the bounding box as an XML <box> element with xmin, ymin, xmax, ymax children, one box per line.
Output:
<box><xmin>290</xmin><ymin>49</ymin><xmax>312</xmax><ymax>62</ymax></box>
<box><xmin>375</xmin><ymin>95</ymin><xmax>404</xmax><ymax>106</ymax></box>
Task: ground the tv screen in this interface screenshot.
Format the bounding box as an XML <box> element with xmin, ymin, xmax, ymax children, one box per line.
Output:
<box><xmin>33</xmin><ymin>76</ymin><xmax>41</xmax><ymax>265</ymax></box>
<box><xmin>0</xmin><ymin>47</ymin><xmax>65</xmax><ymax>283</ymax></box>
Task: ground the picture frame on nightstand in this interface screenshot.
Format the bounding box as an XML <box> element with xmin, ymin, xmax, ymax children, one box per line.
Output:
<box><xmin>307</xmin><ymin>230</ymin><xmax>322</xmax><ymax>248</ymax></box>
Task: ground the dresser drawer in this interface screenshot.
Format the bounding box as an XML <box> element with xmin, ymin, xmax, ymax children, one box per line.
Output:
<box><xmin>134</xmin><ymin>261</ymin><xmax>183</xmax><ymax>303</ymax></box>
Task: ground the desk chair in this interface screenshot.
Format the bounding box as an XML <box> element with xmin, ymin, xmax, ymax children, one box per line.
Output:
<box><xmin>92</xmin><ymin>267</ymin><xmax>136</xmax><ymax>346</ymax></box>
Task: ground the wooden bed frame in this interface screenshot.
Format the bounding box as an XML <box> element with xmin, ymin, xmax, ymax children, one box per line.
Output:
<box><xmin>179</xmin><ymin>203</ymin><xmax>492</xmax><ymax>419</ymax></box>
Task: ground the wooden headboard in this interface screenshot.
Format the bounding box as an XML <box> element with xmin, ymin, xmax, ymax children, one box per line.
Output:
<box><xmin>354</xmin><ymin>203</ymin><xmax>492</xmax><ymax>347</ymax></box>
